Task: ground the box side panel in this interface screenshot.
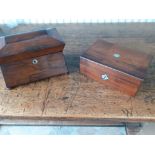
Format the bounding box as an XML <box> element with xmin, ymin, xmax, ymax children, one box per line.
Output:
<box><xmin>1</xmin><ymin>52</ymin><xmax>68</xmax><ymax>88</ymax></box>
<box><xmin>80</xmin><ymin>56</ymin><xmax>142</xmax><ymax>96</ymax></box>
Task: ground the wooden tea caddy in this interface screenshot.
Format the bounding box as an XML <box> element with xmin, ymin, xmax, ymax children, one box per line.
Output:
<box><xmin>0</xmin><ymin>28</ymin><xmax>68</xmax><ymax>88</ymax></box>
<box><xmin>80</xmin><ymin>40</ymin><xmax>152</xmax><ymax>96</ymax></box>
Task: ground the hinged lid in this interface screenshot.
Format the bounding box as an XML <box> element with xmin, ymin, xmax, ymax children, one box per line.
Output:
<box><xmin>82</xmin><ymin>39</ymin><xmax>152</xmax><ymax>80</ymax></box>
<box><xmin>0</xmin><ymin>28</ymin><xmax>65</xmax><ymax>64</ymax></box>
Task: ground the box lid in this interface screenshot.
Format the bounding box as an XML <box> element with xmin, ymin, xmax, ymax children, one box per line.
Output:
<box><xmin>82</xmin><ymin>39</ymin><xmax>152</xmax><ymax>80</ymax></box>
<box><xmin>0</xmin><ymin>28</ymin><xmax>65</xmax><ymax>64</ymax></box>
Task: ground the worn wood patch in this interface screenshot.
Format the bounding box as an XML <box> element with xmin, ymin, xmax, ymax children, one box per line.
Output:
<box><xmin>0</xmin><ymin>23</ymin><xmax>155</xmax><ymax>124</ymax></box>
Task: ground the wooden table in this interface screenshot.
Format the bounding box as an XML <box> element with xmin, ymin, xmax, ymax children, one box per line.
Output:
<box><xmin>0</xmin><ymin>23</ymin><xmax>155</xmax><ymax>125</ymax></box>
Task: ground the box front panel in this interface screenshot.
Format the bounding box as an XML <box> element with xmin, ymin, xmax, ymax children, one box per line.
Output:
<box><xmin>1</xmin><ymin>52</ymin><xmax>68</xmax><ymax>88</ymax></box>
<box><xmin>80</xmin><ymin>57</ymin><xmax>142</xmax><ymax>96</ymax></box>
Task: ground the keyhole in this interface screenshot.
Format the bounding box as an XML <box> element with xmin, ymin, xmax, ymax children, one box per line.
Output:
<box><xmin>101</xmin><ymin>74</ymin><xmax>109</xmax><ymax>80</ymax></box>
<box><xmin>113</xmin><ymin>53</ymin><xmax>120</xmax><ymax>58</ymax></box>
<box><xmin>32</xmin><ymin>59</ymin><xmax>38</xmax><ymax>64</ymax></box>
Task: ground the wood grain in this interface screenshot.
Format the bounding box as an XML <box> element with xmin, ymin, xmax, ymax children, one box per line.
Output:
<box><xmin>82</xmin><ymin>40</ymin><xmax>152</xmax><ymax>79</ymax></box>
<box><xmin>80</xmin><ymin>40</ymin><xmax>152</xmax><ymax>96</ymax></box>
<box><xmin>0</xmin><ymin>28</ymin><xmax>68</xmax><ymax>88</ymax></box>
<box><xmin>5</xmin><ymin>29</ymin><xmax>47</xmax><ymax>43</ymax></box>
<box><xmin>80</xmin><ymin>57</ymin><xmax>142</xmax><ymax>96</ymax></box>
<box><xmin>0</xmin><ymin>28</ymin><xmax>65</xmax><ymax>64</ymax></box>
<box><xmin>1</xmin><ymin>52</ymin><xmax>68</xmax><ymax>88</ymax></box>
<box><xmin>0</xmin><ymin>23</ymin><xmax>155</xmax><ymax>124</ymax></box>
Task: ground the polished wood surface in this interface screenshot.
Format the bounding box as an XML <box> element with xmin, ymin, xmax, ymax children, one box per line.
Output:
<box><xmin>5</xmin><ymin>29</ymin><xmax>47</xmax><ymax>43</ymax></box>
<box><xmin>80</xmin><ymin>40</ymin><xmax>152</xmax><ymax>96</ymax></box>
<box><xmin>0</xmin><ymin>28</ymin><xmax>65</xmax><ymax>64</ymax></box>
<box><xmin>0</xmin><ymin>23</ymin><xmax>155</xmax><ymax>124</ymax></box>
<box><xmin>82</xmin><ymin>40</ymin><xmax>152</xmax><ymax>79</ymax></box>
<box><xmin>0</xmin><ymin>28</ymin><xmax>68</xmax><ymax>88</ymax></box>
<box><xmin>80</xmin><ymin>57</ymin><xmax>142</xmax><ymax>96</ymax></box>
<box><xmin>1</xmin><ymin>52</ymin><xmax>68</xmax><ymax>88</ymax></box>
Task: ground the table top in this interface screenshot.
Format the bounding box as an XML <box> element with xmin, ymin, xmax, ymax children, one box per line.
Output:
<box><xmin>0</xmin><ymin>23</ymin><xmax>155</xmax><ymax>124</ymax></box>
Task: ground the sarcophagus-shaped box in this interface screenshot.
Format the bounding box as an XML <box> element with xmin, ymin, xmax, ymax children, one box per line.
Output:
<box><xmin>80</xmin><ymin>40</ymin><xmax>152</xmax><ymax>96</ymax></box>
<box><xmin>0</xmin><ymin>28</ymin><xmax>68</xmax><ymax>88</ymax></box>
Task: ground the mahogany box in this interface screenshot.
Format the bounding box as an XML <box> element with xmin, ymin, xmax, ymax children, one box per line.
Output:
<box><xmin>0</xmin><ymin>28</ymin><xmax>68</xmax><ymax>88</ymax></box>
<box><xmin>80</xmin><ymin>40</ymin><xmax>152</xmax><ymax>96</ymax></box>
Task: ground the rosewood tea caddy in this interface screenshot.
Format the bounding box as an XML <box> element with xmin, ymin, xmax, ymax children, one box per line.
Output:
<box><xmin>0</xmin><ymin>28</ymin><xmax>68</xmax><ymax>88</ymax></box>
<box><xmin>80</xmin><ymin>40</ymin><xmax>152</xmax><ymax>96</ymax></box>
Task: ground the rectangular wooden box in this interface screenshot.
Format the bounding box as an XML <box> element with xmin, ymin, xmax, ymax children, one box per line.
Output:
<box><xmin>0</xmin><ymin>28</ymin><xmax>68</xmax><ymax>88</ymax></box>
<box><xmin>80</xmin><ymin>40</ymin><xmax>152</xmax><ymax>96</ymax></box>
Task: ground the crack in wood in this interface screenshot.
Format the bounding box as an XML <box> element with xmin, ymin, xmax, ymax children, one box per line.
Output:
<box><xmin>64</xmin><ymin>86</ymin><xmax>79</xmax><ymax>114</ymax></box>
<box><xmin>41</xmin><ymin>89</ymin><xmax>50</xmax><ymax>115</ymax></box>
<box><xmin>127</xmin><ymin>96</ymin><xmax>133</xmax><ymax>102</ymax></box>
<box><xmin>64</xmin><ymin>79</ymin><xmax>81</xmax><ymax>114</ymax></box>
<box><xmin>121</xmin><ymin>108</ymin><xmax>133</xmax><ymax>117</ymax></box>
<box><xmin>144</xmin><ymin>94</ymin><xmax>155</xmax><ymax>104</ymax></box>
<box><xmin>41</xmin><ymin>79</ymin><xmax>51</xmax><ymax>115</ymax></box>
